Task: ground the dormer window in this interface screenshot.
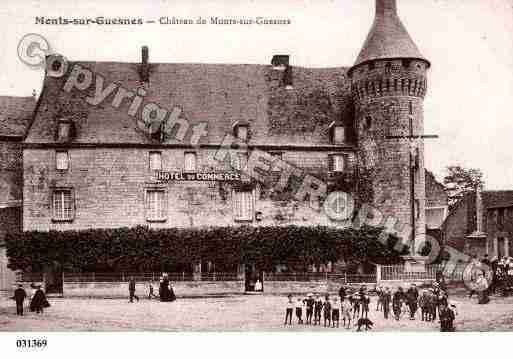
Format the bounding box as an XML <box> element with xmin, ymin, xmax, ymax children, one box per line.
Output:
<box><xmin>233</xmin><ymin>122</ymin><xmax>249</xmax><ymax>141</ymax></box>
<box><xmin>329</xmin><ymin>122</ymin><xmax>345</xmax><ymax>144</ymax></box>
<box><xmin>56</xmin><ymin>119</ymin><xmax>75</xmax><ymax>143</ymax></box>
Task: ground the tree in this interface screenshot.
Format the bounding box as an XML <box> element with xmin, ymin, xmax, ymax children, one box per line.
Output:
<box><xmin>443</xmin><ymin>165</ymin><xmax>484</xmax><ymax>209</ymax></box>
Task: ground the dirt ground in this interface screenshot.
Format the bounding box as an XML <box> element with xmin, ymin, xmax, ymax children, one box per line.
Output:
<box><xmin>1</xmin><ymin>291</ymin><xmax>512</xmax><ymax>331</ymax></box>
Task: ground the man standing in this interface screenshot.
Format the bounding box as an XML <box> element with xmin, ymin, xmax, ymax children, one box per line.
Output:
<box><xmin>338</xmin><ymin>285</ymin><xmax>346</xmax><ymax>302</ymax></box>
<box><xmin>14</xmin><ymin>284</ymin><xmax>27</xmax><ymax>316</ymax></box>
<box><xmin>382</xmin><ymin>287</ymin><xmax>391</xmax><ymax>319</ymax></box>
<box><xmin>128</xmin><ymin>276</ymin><xmax>139</xmax><ymax>303</ymax></box>
<box><xmin>405</xmin><ymin>283</ymin><xmax>419</xmax><ymax>320</ymax></box>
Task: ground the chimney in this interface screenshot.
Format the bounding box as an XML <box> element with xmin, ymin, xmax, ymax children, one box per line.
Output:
<box><xmin>376</xmin><ymin>0</ymin><xmax>397</xmax><ymax>17</ymax></box>
<box><xmin>475</xmin><ymin>187</ymin><xmax>483</xmax><ymax>233</ymax></box>
<box><xmin>271</xmin><ymin>54</ymin><xmax>289</xmax><ymax>70</ymax></box>
<box><xmin>141</xmin><ymin>45</ymin><xmax>149</xmax><ymax>82</ymax></box>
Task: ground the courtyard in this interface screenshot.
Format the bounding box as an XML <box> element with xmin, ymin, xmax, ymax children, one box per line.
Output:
<box><xmin>1</xmin><ymin>290</ymin><xmax>512</xmax><ymax>331</ymax></box>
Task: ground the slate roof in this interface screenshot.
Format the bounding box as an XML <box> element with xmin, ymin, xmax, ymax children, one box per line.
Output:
<box><xmin>0</xmin><ymin>96</ymin><xmax>36</xmax><ymax>137</ymax></box>
<box><xmin>352</xmin><ymin>0</ymin><xmax>429</xmax><ymax>69</ymax></box>
<box><xmin>25</xmin><ymin>61</ymin><xmax>354</xmax><ymax>147</ymax></box>
<box><xmin>482</xmin><ymin>191</ymin><xmax>513</xmax><ymax>209</ymax></box>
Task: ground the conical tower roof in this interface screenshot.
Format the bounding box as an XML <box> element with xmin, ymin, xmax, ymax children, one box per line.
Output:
<box><xmin>352</xmin><ymin>0</ymin><xmax>429</xmax><ymax>70</ymax></box>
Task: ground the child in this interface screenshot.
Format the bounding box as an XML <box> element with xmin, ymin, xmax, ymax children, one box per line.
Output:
<box><xmin>382</xmin><ymin>287</ymin><xmax>391</xmax><ymax>319</ymax></box>
<box><xmin>375</xmin><ymin>286</ymin><xmax>383</xmax><ymax>311</ymax></box>
<box><xmin>323</xmin><ymin>294</ymin><xmax>332</xmax><ymax>327</ymax></box>
<box><xmin>331</xmin><ymin>296</ymin><xmax>340</xmax><ymax>328</ymax></box>
<box><xmin>148</xmin><ymin>282</ymin><xmax>158</xmax><ymax>299</ymax></box>
<box><xmin>285</xmin><ymin>294</ymin><xmax>294</xmax><ymax>325</ymax></box>
<box><xmin>352</xmin><ymin>293</ymin><xmax>361</xmax><ymax>319</ymax></box>
<box><xmin>314</xmin><ymin>293</ymin><xmax>323</xmax><ymax>325</ymax></box>
<box><xmin>304</xmin><ymin>293</ymin><xmax>315</xmax><ymax>325</ymax></box>
<box><xmin>392</xmin><ymin>287</ymin><xmax>404</xmax><ymax>321</ymax></box>
<box><xmin>427</xmin><ymin>289</ymin><xmax>437</xmax><ymax>321</ymax></box>
<box><xmin>295</xmin><ymin>297</ymin><xmax>304</xmax><ymax>324</ymax></box>
<box><xmin>361</xmin><ymin>294</ymin><xmax>370</xmax><ymax>319</ymax></box>
<box><xmin>419</xmin><ymin>289</ymin><xmax>430</xmax><ymax>321</ymax></box>
<box><xmin>439</xmin><ymin>302</ymin><xmax>455</xmax><ymax>332</ymax></box>
<box><xmin>341</xmin><ymin>297</ymin><xmax>352</xmax><ymax>329</ymax></box>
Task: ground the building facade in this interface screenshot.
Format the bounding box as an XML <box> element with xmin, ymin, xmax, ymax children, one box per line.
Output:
<box><xmin>0</xmin><ymin>96</ymin><xmax>36</xmax><ymax>293</ymax></box>
<box><xmin>443</xmin><ymin>190</ymin><xmax>513</xmax><ymax>259</ymax></box>
<box><xmin>18</xmin><ymin>0</ymin><xmax>437</xmax><ymax>285</ymax></box>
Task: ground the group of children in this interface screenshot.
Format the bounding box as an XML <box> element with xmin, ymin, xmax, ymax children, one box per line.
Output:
<box><xmin>285</xmin><ymin>283</ymin><xmax>456</xmax><ymax>332</ymax></box>
<box><xmin>375</xmin><ymin>282</ymin><xmax>456</xmax><ymax>331</ymax></box>
<box><xmin>285</xmin><ymin>288</ymin><xmax>372</xmax><ymax>330</ymax></box>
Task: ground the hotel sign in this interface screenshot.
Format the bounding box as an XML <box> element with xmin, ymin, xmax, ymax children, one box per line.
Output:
<box><xmin>155</xmin><ymin>171</ymin><xmax>241</xmax><ymax>182</ymax></box>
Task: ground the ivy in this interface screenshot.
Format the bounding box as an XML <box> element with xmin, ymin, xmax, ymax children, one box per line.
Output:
<box><xmin>5</xmin><ymin>225</ymin><xmax>403</xmax><ymax>273</ymax></box>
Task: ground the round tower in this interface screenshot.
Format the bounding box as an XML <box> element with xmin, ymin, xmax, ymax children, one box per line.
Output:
<box><xmin>349</xmin><ymin>0</ymin><xmax>430</xmax><ymax>255</ymax></box>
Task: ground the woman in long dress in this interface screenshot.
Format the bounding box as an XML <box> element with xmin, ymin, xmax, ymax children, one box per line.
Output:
<box><xmin>29</xmin><ymin>285</ymin><xmax>50</xmax><ymax>313</ymax></box>
<box><xmin>159</xmin><ymin>273</ymin><xmax>176</xmax><ymax>302</ymax></box>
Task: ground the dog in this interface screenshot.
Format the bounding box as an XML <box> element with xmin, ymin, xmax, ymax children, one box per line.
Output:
<box><xmin>356</xmin><ymin>317</ymin><xmax>374</xmax><ymax>331</ymax></box>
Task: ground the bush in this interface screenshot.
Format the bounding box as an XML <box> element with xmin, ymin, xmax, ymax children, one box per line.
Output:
<box><xmin>5</xmin><ymin>225</ymin><xmax>404</xmax><ymax>272</ymax></box>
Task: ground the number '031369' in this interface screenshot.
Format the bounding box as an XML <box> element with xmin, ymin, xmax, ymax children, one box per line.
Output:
<box><xmin>16</xmin><ymin>339</ymin><xmax>47</xmax><ymax>349</ymax></box>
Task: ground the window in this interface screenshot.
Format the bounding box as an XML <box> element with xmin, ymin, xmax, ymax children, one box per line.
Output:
<box><xmin>149</xmin><ymin>151</ymin><xmax>162</xmax><ymax>171</ymax></box>
<box><xmin>269</xmin><ymin>152</ymin><xmax>283</xmax><ymax>173</ymax></box>
<box><xmin>329</xmin><ymin>154</ymin><xmax>346</xmax><ymax>172</ymax></box>
<box><xmin>364</xmin><ymin>116</ymin><xmax>372</xmax><ymax>130</ymax></box>
<box><xmin>56</xmin><ymin>119</ymin><xmax>74</xmax><ymax>143</ymax></box>
<box><xmin>184</xmin><ymin>152</ymin><xmax>196</xmax><ymax>172</ymax></box>
<box><xmin>385</xmin><ymin>62</ymin><xmax>391</xmax><ymax>74</ymax></box>
<box><xmin>234</xmin><ymin>190</ymin><xmax>254</xmax><ymax>221</ymax></box>
<box><xmin>52</xmin><ymin>188</ymin><xmax>74</xmax><ymax>221</ymax></box>
<box><xmin>236</xmin><ymin>125</ymin><xmax>249</xmax><ymax>141</ymax></box>
<box><xmin>56</xmin><ymin>151</ymin><xmax>69</xmax><ymax>170</ymax></box>
<box><xmin>146</xmin><ymin>189</ymin><xmax>166</xmax><ymax>221</ymax></box>
<box><xmin>332</xmin><ymin>126</ymin><xmax>345</xmax><ymax>144</ymax></box>
<box><xmin>269</xmin><ymin>151</ymin><xmax>283</xmax><ymax>160</ymax></box>
<box><xmin>498</xmin><ymin>208</ymin><xmax>505</xmax><ymax>229</ymax></box>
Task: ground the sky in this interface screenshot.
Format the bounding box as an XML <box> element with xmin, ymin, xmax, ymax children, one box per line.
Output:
<box><xmin>0</xmin><ymin>0</ymin><xmax>512</xmax><ymax>189</ymax></box>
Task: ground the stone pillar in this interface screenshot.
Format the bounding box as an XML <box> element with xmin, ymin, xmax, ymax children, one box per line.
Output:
<box><xmin>237</xmin><ymin>264</ymin><xmax>245</xmax><ymax>281</ymax></box>
<box><xmin>193</xmin><ymin>262</ymin><xmax>201</xmax><ymax>281</ymax></box>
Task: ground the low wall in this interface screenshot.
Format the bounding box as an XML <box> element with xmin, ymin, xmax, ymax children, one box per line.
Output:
<box><xmin>0</xmin><ymin>247</ymin><xmax>17</xmax><ymax>292</ymax></box>
<box><xmin>263</xmin><ymin>281</ymin><xmax>328</xmax><ymax>294</ymax></box>
<box><xmin>63</xmin><ymin>280</ymin><xmax>245</xmax><ymax>298</ymax></box>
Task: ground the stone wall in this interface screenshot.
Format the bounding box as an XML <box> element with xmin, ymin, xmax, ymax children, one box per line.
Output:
<box><xmin>23</xmin><ymin>147</ymin><xmax>356</xmax><ymax>231</ymax></box>
<box><xmin>0</xmin><ymin>247</ymin><xmax>17</xmax><ymax>293</ymax></box>
<box><xmin>351</xmin><ymin>59</ymin><xmax>428</xmax><ymax>242</ymax></box>
<box><xmin>62</xmin><ymin>280</ymin><xmax>245</xmax><ymax>298</ymax></box>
